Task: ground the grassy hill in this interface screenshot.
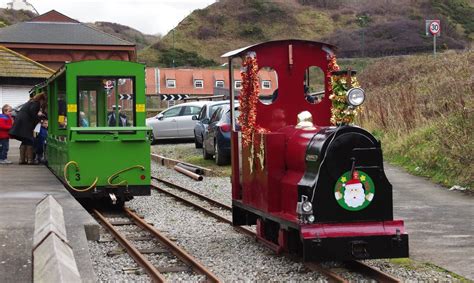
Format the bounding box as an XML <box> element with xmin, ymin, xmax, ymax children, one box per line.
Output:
<box><xmin>90</xmin><ymin>22</ymin><xmax>159</xmax><ymax>50</ymax></box>
<box><xmin>358</xmin><ymin>50</ymin><xmax>473</xmax><ymax>189</ymax></box>
<box><xmin>140</xmin><ymin>0</ymin><xmax>472</xmax><ymax>67</ymax></box>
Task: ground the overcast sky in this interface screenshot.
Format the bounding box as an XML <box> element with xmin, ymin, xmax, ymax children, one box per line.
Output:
<box><xmin>0</xmin><ymin>0</ymin><xmax>216</xmax><ymax>35</ymax></box>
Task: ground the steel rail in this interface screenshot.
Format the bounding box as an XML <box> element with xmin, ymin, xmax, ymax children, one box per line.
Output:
<box><xmin>152</xmin><ymin>176</ymin><xmax>232</xmax><ymax>210</ymax></box>
<box><xmin>151</xmin><ymin>178</ymin><xmax>401</xmax><ymax>283</ymax></box>
<box><xmin>92</xmin><ymin>209</ymin><xmax>167</xmax><ymax>283</ymax></box>
<box><xmin>305</xmin><ymin>262</ymin><xmax>348</xmax><ymax>283</ymax></box>
<box><xmin>124</xmin><ymin>207</ymin><xmax>221</xmax><ymax>283</ymax></box>
<box><xmin>152</xmin><ymin>184</ymin><xmax>233</xmax><ymax>224</ymax></box>
<box><xmin>151</xmin><ymin>183</ymin><xmax>255</xmax><ymax>239</ymax></box>
<box><xmin>345</xmin><ymin>260</ymin><xmax>401</xmax><ymax>283</ymax></box>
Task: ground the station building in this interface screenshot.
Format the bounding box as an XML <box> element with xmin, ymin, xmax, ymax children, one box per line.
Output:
<box><xmin>0</xmin><ymin>10</ymin><xmax>136</xmax><ymax>107</ymax></box>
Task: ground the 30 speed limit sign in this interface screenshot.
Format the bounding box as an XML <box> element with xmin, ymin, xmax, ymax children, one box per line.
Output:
<box><xmin>429</xmin><ymin>20</ymin><xmax>441</xmax><ymax>36</ymax></box>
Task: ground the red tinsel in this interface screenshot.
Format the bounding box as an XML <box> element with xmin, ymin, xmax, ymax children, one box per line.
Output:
<box><xmin>326</xmin><ymin>54</ymin><xmax>340</xmax><ymax>96</ymax></box>
<box><xmin>238</xmin><ymin>53</ymin><xmax>266</xmax><ymax>147</ymax></box>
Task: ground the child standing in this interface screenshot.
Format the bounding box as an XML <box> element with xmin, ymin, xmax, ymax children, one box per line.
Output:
<box><xmin>34</xmin><ymin>119</ymin><xmax>48</xmax><ymax>164</ymax></box>
<box><xmin>0</xmin><ymin>104</ymin><xmax>13</xmax><ymax>164</ymax></box>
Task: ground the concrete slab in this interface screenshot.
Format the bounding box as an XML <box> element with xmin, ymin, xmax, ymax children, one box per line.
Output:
<box><xmin>0</xmin><ymin>140</ymin><xmax>99</xmax><ymax>283</ymax></box>
<box><xmin>33</xmin><ymin>233</ymin><xmax>81</xmax><ymax>283</ymax></box>
<box><xmin>387</xmin><ymin>164</ymin><xmax>474</xmax><ymax>280</ymax></box>
<box><xmin>33</xmin><ymin>195</ymin><xmax>67</xmax><ymax>247</ymax></box>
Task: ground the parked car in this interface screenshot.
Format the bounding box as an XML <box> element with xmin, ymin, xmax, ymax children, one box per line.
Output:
<box><xmin>193</xmin><ymin>100</ymin><xmax>234</xmax><ymax>149</ymax></box>
<box><xmin>146</xmin><ymin>101</ymin><xmax>206</xmax><ymax>142</ymax></box>
<box><xmin>202</xmin><ymin>104</ymin><xmax>240</xmax><ymax>165</ymax></box>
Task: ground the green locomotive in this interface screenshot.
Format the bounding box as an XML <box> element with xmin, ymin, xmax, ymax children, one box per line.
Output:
<box><xmin>33</xmin><ymin>60</ymin><xmax>151</xmax><ymax>205</ymax></box>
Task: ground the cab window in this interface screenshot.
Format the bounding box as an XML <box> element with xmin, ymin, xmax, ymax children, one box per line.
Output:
<box><xmin>77</xmin><ymin>77</ymin><xmax>135</xmax><ymax>127</ymax></box>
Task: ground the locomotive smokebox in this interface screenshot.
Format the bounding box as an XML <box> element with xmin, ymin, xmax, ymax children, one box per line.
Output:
<box><xmin>298</xmin><ymin>125</ymin><xmax>393</xmax><ymax>223</ymax></box>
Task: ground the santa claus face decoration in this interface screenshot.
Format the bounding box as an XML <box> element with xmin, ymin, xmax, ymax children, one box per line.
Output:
<box><xmin>334</xmin><ymin>170</ymin><xmax>375</xmax><ymax>211</ymax></box>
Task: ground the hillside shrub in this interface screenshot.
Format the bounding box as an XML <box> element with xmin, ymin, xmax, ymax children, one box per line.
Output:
<box><xmin>197</xmin><ymin>26</ymin><xmax>217</xmax><ymax>40</ymax></box>
<box><xmin>0</xmin><ymin>8</ymin><xmax>34</xmax><ymax>26</ymax></box>
<box><xmin>158</xmin><ymin>48</ymin><xmax>217</xmax><ymax>67</ymax></box>
<box><xmin>358</xmin><ymin>51</ymin><xmax>474</xmax><ymax>188</ymax></box>
<box><xmin>431</xmin><ymin>0</ymin><xmax>474</xmax><ymax>37</ymax></box>
<box><xmin>239</xmin><ymin>25</ymin><xmax>266</xmax><ymax>40</ymax></box>
<box><xmin>298</xmin><ymin>0</ymin><xmax>343</xmax><ymax>9</ymax></box>
<box><xmin>325</xmin><ymin>19</ymin><xmax>465</xmax><ymax>57</ymax></box>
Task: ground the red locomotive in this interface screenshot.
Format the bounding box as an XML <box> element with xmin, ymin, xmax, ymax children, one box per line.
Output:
<box><xmin>222</xmin><ymin>39</ymin><xmax>408</xmax><ymax>260</ymax></box>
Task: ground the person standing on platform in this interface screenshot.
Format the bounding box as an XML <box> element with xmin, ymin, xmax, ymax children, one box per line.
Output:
<box><xmin>33</xmin><ymin>119</ymin><xmax>48</xmax><ymax>164</ymax></box>
<box><xmin>0</xmin><ymin>104</ymin><xmax>13</xmax><ymax>164</ymax></box>
<box><xmin>9</xmin><ymin>92</ymin><xmax>47</xmax><ymax>165</ymax></box>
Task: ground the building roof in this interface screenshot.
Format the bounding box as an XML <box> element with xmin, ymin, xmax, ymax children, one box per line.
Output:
<box><xmin>0</xmin><ymin>10</ymin><xmax>134</xmax><ymax>46</ymax></box>
<box><xmin>0</xmin><ymin>45</ymin><xmax>54</xmax><ymax>78</ymax></box>
<box><xmin>29</xmin><ymin>9</ymin><xmax>78</xmax><ymax>23</ymax></box>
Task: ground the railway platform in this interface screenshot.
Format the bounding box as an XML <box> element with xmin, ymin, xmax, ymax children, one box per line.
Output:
<box><xmin>0</xmin><ymin>140</ymin><xmax>99</xmax><ymax>282</ymax></box>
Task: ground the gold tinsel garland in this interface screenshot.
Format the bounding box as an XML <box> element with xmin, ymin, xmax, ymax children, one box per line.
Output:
<box><xmin>327</xmin><ymin>55</ymin><xmax>362</xmax><ymax>125</ymax></box>
<box><xmin>238</xmin><ymin>52</ymin><xmax>267</xmax><ymax>147</ymax></box>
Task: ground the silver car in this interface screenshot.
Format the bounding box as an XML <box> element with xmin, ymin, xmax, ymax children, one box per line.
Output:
<box><xmin>146</xmin><ymin>101</ymin><xmax>206</xmax><ymax>142</ymax></box>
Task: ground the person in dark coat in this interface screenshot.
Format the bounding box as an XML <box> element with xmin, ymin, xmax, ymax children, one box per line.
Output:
<box><xmin>9</xmin><ymin>92</ymin><xmax>47</xmax><ymax>164</ymax></box>
<box><xmin>107</xmin><ymin>105</ymin><xmax>128</xmax><ymax>127</ymax></box>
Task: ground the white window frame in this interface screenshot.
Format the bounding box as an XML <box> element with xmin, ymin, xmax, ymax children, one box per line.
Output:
<box><xmin>234</xmin><ymin>80</ymin><xmax>242</xmax><ymax>89</ymax></box>
<box><xmin>262</xmin><ymin>80</ymin><xmax>271</xmax><ymax>89</ymax></box>
<box><xmin>166</xmin><ymin>79</ymin><xmax>176</xmax><ymax>88</ymax></box>
<box><xmin>194</xmin><ymin>79</ymin><xmax>204</xmax><ymax>89</ymax></box>
<box><xmin>215</xmin><ymin>80</ymin><xmax>224</xmax><ymax>88</ymax></box>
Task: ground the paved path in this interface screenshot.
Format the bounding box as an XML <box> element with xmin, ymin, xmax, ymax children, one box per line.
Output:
<box><xmin>0</xmin><ymin>140</ymin><xmax>98</xmax><ymax>283</ymax></box>
<box><xmin>386</xmin><ymin>164</ymin><xmax>473</xmax><ymax>280</ymax></box>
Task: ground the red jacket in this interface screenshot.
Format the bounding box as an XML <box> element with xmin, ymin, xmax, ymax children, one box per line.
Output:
<box><xmin>0</xmin><ymin>114</ymin><xmax>13</xmax><ymax>139</ymax></box>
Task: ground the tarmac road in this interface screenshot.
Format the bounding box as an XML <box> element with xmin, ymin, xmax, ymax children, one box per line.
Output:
<box><xmin>386</xmin><ymin>164</ymin><xmax>473</xmax><ymax>280</ymax></box>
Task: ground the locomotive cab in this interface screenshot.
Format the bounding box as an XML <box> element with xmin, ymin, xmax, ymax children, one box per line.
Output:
<box><xmin>223</xmin><ymin>40</ymin><xmax>408</xmax><ymax>261</ymax></box>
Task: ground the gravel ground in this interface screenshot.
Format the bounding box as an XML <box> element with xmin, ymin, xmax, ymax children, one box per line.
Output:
<box><xmin>88</xmin><ymin>142</ymin><xmax>457</xmax><ymax>282</ymax></box>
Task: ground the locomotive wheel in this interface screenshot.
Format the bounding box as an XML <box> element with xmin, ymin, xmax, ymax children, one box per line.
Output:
<box><xmin>203</xmin><ymin>142</ymin><xmax>212</xmax><ymax>160</ymax></box>
<box><xmin>215</xmin><ymin>142</ymin><xmax>228</xmax><ymax>166</ymax></box>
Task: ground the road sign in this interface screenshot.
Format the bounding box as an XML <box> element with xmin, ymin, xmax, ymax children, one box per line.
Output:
<box><xmin>160</xmin><ymin>94</ymin><xmax>189</xmax><ymax>101</ymax></box>
<box><xmin>429</xmin><ymin>20</ymin><xmax>440</xmax><ymax>35</ymax></box>
<box><xmin>425</xmin><ymin>20</ymin><xmax>440</xmax><ymax>56</ymax></box>
<box><xmin>119</xmin><ymin>94</ymin><xmax>132</xmax><ymax>100</ymax></box>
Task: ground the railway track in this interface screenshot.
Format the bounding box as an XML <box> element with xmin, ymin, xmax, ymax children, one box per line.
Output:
<box><xmin>152</xmin><ymin>175</ymin><xmax>400</xmax><ymax>283</ymax></box>
<box><xmin>92</xmin><ymin>207</ymin><xmax>220</xmax><ymax>282</ymax></box>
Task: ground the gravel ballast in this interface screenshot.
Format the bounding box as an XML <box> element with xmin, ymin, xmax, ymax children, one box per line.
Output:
<box><xmin>87</xmin><ymin>143</ymin><xmax>458</xmax><ymax>282</ymax></box>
